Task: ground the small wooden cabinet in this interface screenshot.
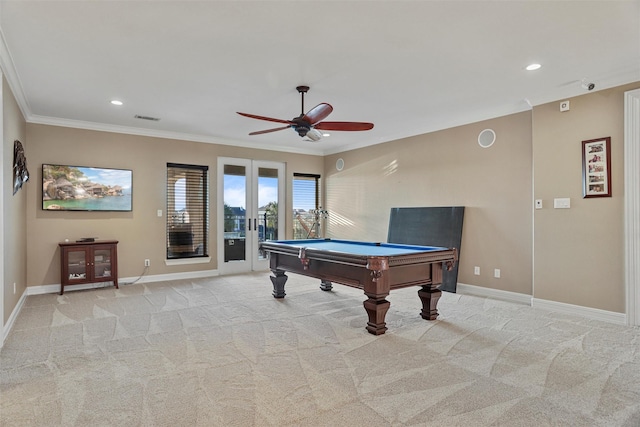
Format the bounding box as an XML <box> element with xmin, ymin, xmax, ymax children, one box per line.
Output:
<box><xmin>59</xmin><ymin>240</ymin><xmax>119</xmax><ymax>295</ymax></box>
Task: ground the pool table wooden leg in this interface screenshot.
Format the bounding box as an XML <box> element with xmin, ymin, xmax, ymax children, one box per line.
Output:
<box><xmin>363</xmin><ymin>297</ymin><xmax>390</xmax><ymax>335</ymax></box>
<box><xmin>270</xmin><ymin>269</ymin><xmax>288</xmax><ymax>298</ymax></box>
<box><xmin>418</xmin><ymin>284</ymin><xmax>441</xmax><ymax>320</ymax></box>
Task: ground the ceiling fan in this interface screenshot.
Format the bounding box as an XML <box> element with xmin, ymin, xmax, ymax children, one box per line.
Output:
<box><xmin>237</xmin><ymin>85</ymin><xmax>374</xmax><ymax>142</ymax></box>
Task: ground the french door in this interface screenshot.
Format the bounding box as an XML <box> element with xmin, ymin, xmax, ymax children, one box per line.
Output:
<box><xmin>217</xmin><ymin>158</ymin><xmax>285</xmax><ymax>274</ymax></box>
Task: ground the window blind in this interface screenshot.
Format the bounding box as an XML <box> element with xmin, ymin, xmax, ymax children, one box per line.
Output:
<box><xmin>166</xmin><ymin>163</ymin><xmax>209</xmax><ymax>259</ymax></box>
<box><xmin>292</xmin><ymin>173</ymin><xmax>321</xmax><ymax>239</ymax></box>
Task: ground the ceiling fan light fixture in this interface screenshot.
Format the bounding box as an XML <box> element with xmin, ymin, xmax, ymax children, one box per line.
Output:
<box><xmin>306</xmin><ymin>128</ymin><xmax>322</xmax><ymax>141</ymax></box>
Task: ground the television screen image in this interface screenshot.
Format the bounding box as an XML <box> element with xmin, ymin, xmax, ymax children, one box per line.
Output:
<box><xmin>42</xmin><ymin>164</ymin><xmax>132</xmax><ymax>211</ymax></box>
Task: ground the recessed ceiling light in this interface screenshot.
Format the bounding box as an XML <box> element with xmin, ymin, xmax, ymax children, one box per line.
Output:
<box><xmin>526</xmin><ymin>63</ymin><xmax>542</xmax><ymax>71</ymax></box>
<box><xmin>322</xmin><ymin>133</ymin><xmax>330</xmax><ymax>137</ymax></box>
<box><xmin>110</xmin><ymin>100</ymin><xmax>123</xmax><ymax>106</ymax></box>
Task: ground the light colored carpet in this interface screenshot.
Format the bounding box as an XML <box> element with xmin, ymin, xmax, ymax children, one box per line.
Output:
<box><xmin>1</xmin><ymin>272</ymin><xmax>640</xmax><ymax>426</ymax></box>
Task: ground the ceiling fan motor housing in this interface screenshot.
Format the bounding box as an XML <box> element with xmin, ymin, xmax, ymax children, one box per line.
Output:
<box><xmin>295</xmin><ymin>126</ymin><xmax>309</xmax><ymax>137</ymax></box>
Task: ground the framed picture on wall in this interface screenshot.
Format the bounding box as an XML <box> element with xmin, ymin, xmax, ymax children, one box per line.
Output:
<box><xmin>42</xmin><ymin>164</ymin><xmax>132</xmax><ymax>211</ymax></box>
<box><xmin>581</xmin><ymin>137</ymin><xmax>611</xmax><ymax>198</ymax></box>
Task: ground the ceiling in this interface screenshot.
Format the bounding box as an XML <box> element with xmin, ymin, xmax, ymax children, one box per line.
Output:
<box><xmin>0</xmin><ymin>1</ymin><xmax>638</xmax><ymax>156</ymax></box>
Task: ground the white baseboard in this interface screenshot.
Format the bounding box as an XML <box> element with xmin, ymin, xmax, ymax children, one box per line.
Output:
<box><xmin>120</xmin><ymin>268</ymin><xmax>219</xmax><ymax>285</ymax></box>
<box><xmin>26</xmin><ymin>269</ymin><xmax>219</xmax><ymax>296</ymax></box>
<box><xmin>2</xmin><ymin>288</ymin><xmax>27</xmax><ymax>346</ymax></box>
<box><xmin>456</xmin><ymin>282</ymin><xmax>626</xmax><ymax>325</ymax></box>
<box><xmin>532</xmin><ymin>298</ymin><xmax>626</xmax><ymax>325</ymax></box>
<box><xmin>456</xmin><ymin>282</ymin><xmax>533</xmax><ymax>305</ymax></box>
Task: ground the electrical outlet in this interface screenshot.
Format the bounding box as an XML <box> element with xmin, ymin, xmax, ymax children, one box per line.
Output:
<box><xmin>144</xmin><ymin>259</ymin><xmax>150</xmax><ymax>267</ymax></box>
<box><xmin>474</xmin><ymin>266</ymin><xmax>480</xmax><ymax>275</ymax></box>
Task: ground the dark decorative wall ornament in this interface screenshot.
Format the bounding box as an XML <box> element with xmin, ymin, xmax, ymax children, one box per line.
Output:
<box><xmin>13</xmin><ymin>140</ymin><xmax>29</xmax><ymax>195</ymax></box>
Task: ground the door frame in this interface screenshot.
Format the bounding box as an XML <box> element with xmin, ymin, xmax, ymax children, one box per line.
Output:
<box><xmin>624</xmin><ymin>88</ymin><xmax>640</xmax><ymax>326</ymax></box>
<box><xmin>217</xmin><ymin>157</ymin><xmax>285</xmax><ymax>275</ymax></box>
<box><xmin>0</xmin><ymin>68</ymin><xmax>4</xmax><ymax>342</ymax></box>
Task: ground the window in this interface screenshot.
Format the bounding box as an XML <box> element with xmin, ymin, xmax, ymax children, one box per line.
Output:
<box><xmin>166</xmin><ymin>163</ymin><xmax>208</xmax><ymax>259</ymax></box>
<box><xmin>292</xmin><ymin>173</ymin><xmax>321</xmax><ymax>239</ymax></box>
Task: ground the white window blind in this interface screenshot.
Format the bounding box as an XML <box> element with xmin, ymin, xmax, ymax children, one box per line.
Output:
<box><xmin>292</xmin><ymin>173</ymin><xmax>320</xmax><ymax>239</ymax></box>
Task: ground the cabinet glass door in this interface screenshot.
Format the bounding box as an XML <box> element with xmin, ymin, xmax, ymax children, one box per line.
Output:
<box><xmin>67</xmin><ymin>250</ymin><xmax>87</xmax><ymax>281</ymax></box>
<box><xmin>94</xmin><ymin>248</ymin><xmax>113</xmax><ymax>279</ymax></box>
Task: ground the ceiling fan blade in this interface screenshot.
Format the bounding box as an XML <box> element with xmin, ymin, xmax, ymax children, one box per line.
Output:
<box><xmin>248</xmin><ymin>126</ymin><xmax>291</xmax><ymax>136</ymax></box>
<box><xmin>237</xmin><ymin>112</ymin><xmax>293</xmax><ymax>125</ymax></box>
<box><xmin>314</xmin><ymin>121</ymin><xmax>374</xmax><ymax>131</ymax></box>
<box><xmin>302</xmin><ymin>103</ymin><xmax>333</xmax><ymax>125</ymax></box>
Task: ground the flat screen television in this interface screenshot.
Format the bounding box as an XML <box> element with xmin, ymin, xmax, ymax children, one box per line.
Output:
<box><xmin>42</xmin><ymin>164</ymin><xmax>132</xmax><ymax>211</ymax></box>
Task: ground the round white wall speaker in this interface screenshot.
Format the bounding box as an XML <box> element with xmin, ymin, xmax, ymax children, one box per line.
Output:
<box><xmin>336</xmin><ymin>158</ymin><xmax>345</xmax><ymax>171</ymax></box>
<box><xmin>478</xmin><ymin>129</ymin><xmax>496</xmax><ymax>148</ymax></box>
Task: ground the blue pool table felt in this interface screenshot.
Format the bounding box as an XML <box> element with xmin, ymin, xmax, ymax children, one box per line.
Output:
<box><xmin>271</xmin><ymin>239</ymin><xmax>447</xmax><ymax>256</ymax></box>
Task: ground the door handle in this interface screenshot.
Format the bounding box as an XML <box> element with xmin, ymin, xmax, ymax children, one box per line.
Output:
<box><xmin>254</xmin><ymin>218</ymin><xmax>257</xmax><ymax>230</ymax></box>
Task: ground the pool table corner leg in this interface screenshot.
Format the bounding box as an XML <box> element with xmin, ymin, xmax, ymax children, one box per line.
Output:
<box><xmin>418</xmin><ymin>285</ymin><xmax>442</xmax><ymax>320</ymax></box>
<box><xmin>270</xmin><ymin>269</ymin><xmax>288</xmax><ymax>298</ymax></box>
<box><xmin>363</xmin><ymin>298</ymin><xmax>390</xmax><ymax>335</ymax></box>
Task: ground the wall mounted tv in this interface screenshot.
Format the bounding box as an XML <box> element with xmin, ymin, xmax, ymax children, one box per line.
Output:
<box><xmin>42</xmin><ymin>164</ymin><xmax>132</xmax><ymax>211</ymax></box>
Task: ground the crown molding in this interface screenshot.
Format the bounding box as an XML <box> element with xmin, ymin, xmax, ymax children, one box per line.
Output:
<box><xmin>27</xmin><ymin>114</ymin><xmax>324</xmax><ymax>156</ymax></box>
<box><xmin>0</xmin><ymin>23</ymin><xmax>31</xmax><ymax>121</ymax></box>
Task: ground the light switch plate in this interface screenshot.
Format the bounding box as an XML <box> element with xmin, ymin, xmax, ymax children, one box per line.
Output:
<box><xmin>554</xmin><ymin>198</ymin><xmax>571</xmax><ymax>209</ymax></box>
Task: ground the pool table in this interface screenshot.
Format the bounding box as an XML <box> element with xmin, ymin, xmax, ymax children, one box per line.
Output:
<box><xmin>259</xmin><ymin>239</ymin><xmax>458</xmax><ymax>335</ymax></box>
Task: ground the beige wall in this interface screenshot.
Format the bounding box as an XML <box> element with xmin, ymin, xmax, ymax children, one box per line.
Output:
<box><xmin>532</xmin><ymin>82</ymin><xmax>640</xmax><ymax>313</ymax></box>
<box><xmin>25</xmin><ymin>124</ymin><xmax>323</xmax><ymax>287</ymax></box>
<box><xmin>4</xmin><ymin>79</ymin><xmax>638</xmax><ymax>324</ymax></box>
<box><xmin>324</xmin><ymin>111</ymin><xmax>534</xmax><ymax>295</ymax></box>
<box><xmin>3</xmin><ymin>77</ymin><xmax>27</xmax><ymax>324</ymax></box>
<box><xmin>323</xmin><ymin>81</ymin><xmax>639</xmax><ymax>313</ymax></box>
